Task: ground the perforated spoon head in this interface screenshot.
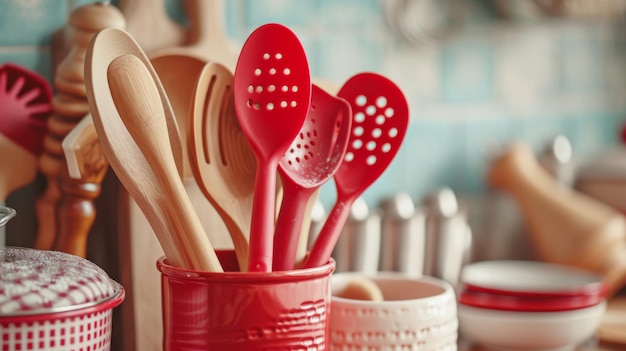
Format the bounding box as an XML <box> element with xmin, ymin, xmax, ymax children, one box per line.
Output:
<box><xmin>335</xmin><ymin>72</ymin><xmax>409</xmax><ymax>199</ymax></box>
<box><xmin>233</xmin><ymin>23</ymin><xmax>311</xmax><ymax>160</ymax></box>
<box><xmin>278</xmin><ymin>84</ymin><xmax>352</xmax><ymax>189</ymax></box>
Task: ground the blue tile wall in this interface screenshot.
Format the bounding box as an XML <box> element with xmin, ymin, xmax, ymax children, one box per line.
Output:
<box><xmin>0</xmin><ymin>0</ymin><xmax>67</xmax><ymax>46</ymax></box>
<box><xmin>1</xmin><ymin>0</ymin><xmax>624</xmax><ymax>211</ymax></box>
<box><xmin>441</xmin><ymin>40</ymin><xmax>494</xmax><ymax>105</ymax></box>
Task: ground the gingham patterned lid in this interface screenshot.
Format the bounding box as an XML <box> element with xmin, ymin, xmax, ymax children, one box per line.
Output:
<box><xmin>0</xmin><ymin>247</ymin><xmax>118</xmax><ymax>316</ymax></box>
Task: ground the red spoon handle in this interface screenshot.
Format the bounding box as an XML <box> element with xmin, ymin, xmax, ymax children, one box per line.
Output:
<box><xmin>303</xmin><ymin>196</ymin><xmax>355</xmax><ymax>268</ymax></box>
<box><xmin>273</xmin><ymin>184</ymin><xmax>316</xmax><ymax>271</ymax></box>
<box><xmin>247</xmin><ymin>160</ymin><xmax>279</xmax><ymax>272</ymax></box>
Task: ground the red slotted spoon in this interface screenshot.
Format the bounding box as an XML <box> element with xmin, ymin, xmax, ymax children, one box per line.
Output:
<box><xmin>272</xmin><ymin>84</ymin><xmax>352</xmax><ymax>271</ymax></box>
<box><xmin>303</xmin><ymin>72</ymin><xmax>409</xmax><ymax>268</ymax></box>
<box><xmin>233</xmin><ymin>23</ymin><xmax>312</xmax><ymax>272</ymax></box>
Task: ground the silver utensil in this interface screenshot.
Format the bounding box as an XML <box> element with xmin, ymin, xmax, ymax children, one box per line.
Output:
<box><xmin>379</xmin><ymin>193</ymin><xmax>425</xmax><ymax>277</ymax></box>
<box><xmin>333</xmin><ymin>197</ymin><xmax>381</xmax><ymax>274</ymax></box>
<box><xmin>0</xmin><ymin>206</ymin><xmax>16</xmax><ymax>249</ymax></box>
<box><xmin>423</xmin><ymin>188</ymin><xmax>472</xmax><ymax>288</ymax></box>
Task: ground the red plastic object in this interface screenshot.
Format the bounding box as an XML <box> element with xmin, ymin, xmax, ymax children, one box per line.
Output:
<box><xmin>461</xmin><ymin>260</ymin><xmax>606</xmax><ymax>298</ymax></box>
<box><xmin>157</xmin><ymin>250</ymin><xmax>335</xmax><ymax>351</ymax></box>
<box><xmin>0</xmin><ymin>63</ymin><xmax>52</xmax><ymax>156</ymax></box>
<box><xmin>459</xmin><ymin>289</ymin><xmax>604</xmax><ymax>312</ymax></box>
<box><xmin>234</xmin><ymin>23</ymin><xmax>312</xmax><ymax>272</ymax></box>
<box><xmin>304</xmin><ymin>73</ymin><xmax>409</xmax><ymax>268</ymax></box>
<box><xmin>273</xmin><ymin>84</ymin><xmax>352</xmax><ymax>271</ymax></box>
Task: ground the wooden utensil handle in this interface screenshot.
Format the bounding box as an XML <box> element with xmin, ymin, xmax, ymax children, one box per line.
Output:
<box><xmin>488</xmin><ymin>142</ymin><xmax>626</xmax><ymax>295</ymax></box>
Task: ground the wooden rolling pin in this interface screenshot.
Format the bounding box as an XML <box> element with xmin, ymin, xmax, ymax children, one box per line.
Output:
<box><xmin>488</xmin><ymin>142</ymin><xmax>626</xmax><ymax>296</ymax></box>
<box><xmin>36</xmin><ymin>3</ymin><xmax>125</xmax><ymax>253</ymax></box>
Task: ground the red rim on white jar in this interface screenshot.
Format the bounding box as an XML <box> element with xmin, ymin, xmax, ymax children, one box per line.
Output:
<box><xmin>0</xmin><ymin>246</ymin><xmax>124</xmax><ymax>351</ymax></box>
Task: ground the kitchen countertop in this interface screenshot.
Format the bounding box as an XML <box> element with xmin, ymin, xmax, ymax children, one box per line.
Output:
<box><xmin>459</xmin><ymin>340</ymin><xmax>624</xmax><ymax>351</ymax></box>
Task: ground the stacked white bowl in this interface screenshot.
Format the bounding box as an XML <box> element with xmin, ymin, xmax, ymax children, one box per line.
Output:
<box><xmin>457</xmin><ymin>260</ymin><xmax>607</xmax><ymax>351</ymax></box>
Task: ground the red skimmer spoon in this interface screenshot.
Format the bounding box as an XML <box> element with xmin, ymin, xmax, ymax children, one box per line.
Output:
<box><xmin>234</xmin><ymin>23</ymin><xmax>312</xmax><ymax>272</ymax></box>
<box><xmin>0</xmin><ymin>63</ymin><xmax>51</xmax><ymax>205</ymax></box>
<box><xmin>272</xmin><ymin>84</ymin><xmax>352</xmax><ymax>271</ymax></box>
<box><xmin>303</xmin><ymin>72</ymin><xmax>409</xmax><ymax>268</ymax></box>
<box><xmin>0</xmin><ymin>63</ymin><xmax>51</xmax><ymax>156</ymax></box>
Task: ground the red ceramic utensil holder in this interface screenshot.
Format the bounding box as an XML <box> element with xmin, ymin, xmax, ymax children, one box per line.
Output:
<box><xmin>158</xmin><ymin>250</ymin><xmax>335</xmax><ymax>351</ymax></box>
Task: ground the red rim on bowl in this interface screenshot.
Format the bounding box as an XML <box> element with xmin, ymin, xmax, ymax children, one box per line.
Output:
<box><xmin>459</xmin><ymin>288</ymin><xmax>605</xmax><ymax>312</ymax></box>
<box><xmin>461</xmin><ymin>260</ymin><xmax>607</xmax><ymax>298</ymax></box>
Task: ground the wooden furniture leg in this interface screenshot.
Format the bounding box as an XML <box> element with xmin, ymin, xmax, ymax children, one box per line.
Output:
<box><xmin>36</xmin><ymin>3</ymin><xmax>124</xmax><ymax>254</ymax></box>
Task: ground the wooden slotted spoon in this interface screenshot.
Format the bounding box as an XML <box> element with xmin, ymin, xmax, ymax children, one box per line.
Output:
<box><xmin>234</xmin><ymin>23</ymin><xmax>312</xmax><ymax>272</ymax></box>
<box><xmin>272</xmin><ymin>84</ymin><xmax>352</xmax><ymax>271</ymax></box>
<box><xmin>304</xmin><ymin>73</ymin><xmax>409</xmax><ymax>268</ymax></box>
<box><xmin>188</xmin><ymin>62</ymin><xmax>256</xmax><ymax>271</ymax></box>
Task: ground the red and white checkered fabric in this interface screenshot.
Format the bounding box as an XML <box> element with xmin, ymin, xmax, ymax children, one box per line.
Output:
<box><xmin>1</xmin><ymin>310</ymin><xmax>113</xmax><ymax>351</ymax></box>
<box><xmin>0</xmin><ymin>248</ymin><xmax>116</xmax><ymax>315</ymax></box>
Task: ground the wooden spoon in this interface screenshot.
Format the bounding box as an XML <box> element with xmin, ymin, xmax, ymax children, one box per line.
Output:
<box><xmin>84</xmin><ymin>27</ymin><xmax>218</xmax><ymax>271</ymax></box>
<box><xmin>188</xmin><ymin>62</ymin><xmax>256</xmax><ymax>270</ymax></box>
<box><xmin>107</xmin><ymin>53</ymin><xmax>222</xmax><ymax>272</ymax></box>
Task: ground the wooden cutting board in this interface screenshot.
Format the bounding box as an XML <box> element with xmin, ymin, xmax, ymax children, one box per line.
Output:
<box><xmin>598</xmin><ymin>295</ymin><xmax>626</xmax><ymax>347</ymax></box>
